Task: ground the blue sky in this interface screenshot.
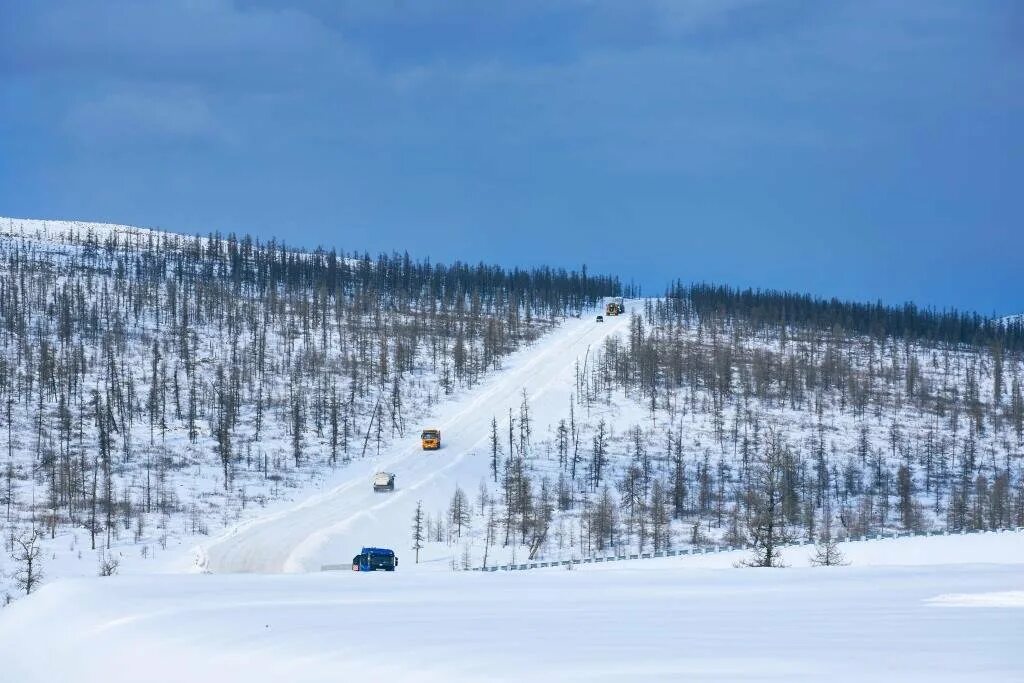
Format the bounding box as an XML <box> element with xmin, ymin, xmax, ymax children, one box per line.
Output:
<box><xmin>1</xmin><ymin>1</ymin><xmax>1021</xmax><ymax>313</ymax></box>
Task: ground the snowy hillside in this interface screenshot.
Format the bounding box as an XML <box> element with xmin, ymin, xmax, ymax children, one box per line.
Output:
<box><xmin>196</xmin><ymin>307</ymin><xmax>636</xmax><ymax>573</ymax></box>
<box><xmin>394</xmin><ymin>295</ymin><xmax>1024</xmax><ymax>572</ymax></box>
<box><xmin>0</xmin><ymin>216</ymin><xmax>1022</xmax><ymax>681</ymax></box>
<box><xmin>0</xmin><ymin>216</ymin><xmax>621</xmax><ymax>598</ymax></box>
<box><xmin>1</xmin><ymin>215</ymin><xmax>1022</xmax><ymax>594</ymax></box>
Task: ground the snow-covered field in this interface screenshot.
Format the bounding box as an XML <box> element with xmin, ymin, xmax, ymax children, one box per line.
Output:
<box><xmin>1</xmin><ymin>531</ymin><xmax>1021</xmax><ymax>682</ymax></box>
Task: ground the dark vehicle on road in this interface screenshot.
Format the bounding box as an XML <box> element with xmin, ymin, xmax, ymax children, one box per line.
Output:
<box><xmin>352</xmin><ymin>547</ymin><xmax>398</xmax><ymax>571</ymax></box>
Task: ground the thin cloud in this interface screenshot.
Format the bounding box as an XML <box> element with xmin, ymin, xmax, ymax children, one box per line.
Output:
<box><xmin>65</xmin><ymin>88</ymin><xmax>230</xmax><ymax>145</ymax></box>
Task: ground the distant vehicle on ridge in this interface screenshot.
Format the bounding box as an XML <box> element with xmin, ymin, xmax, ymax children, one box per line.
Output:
<box><xmin>605</xmin><ymin>298</ymin><xmax>625</xmax><ymax>316</ymax></box>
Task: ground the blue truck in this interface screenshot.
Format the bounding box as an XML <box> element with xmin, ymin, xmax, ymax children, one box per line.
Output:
<box><xmin>352</xmin><ymin>547</ymin><xmax>398</xmax><ymax>571</ymax></box>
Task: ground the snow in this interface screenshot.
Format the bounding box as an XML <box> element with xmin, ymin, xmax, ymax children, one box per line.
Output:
<box><xmin>1</xmin><ymin>216</ymin><xmax>170</xmax><ymax>242</ymax></box>
<box><xmin>927</xmin><ymin>591</ymin><xmax>1024</xmax><ymax>608</ymax></box>
<box><xmin>0</xmin><ymin>214</ymin><xmax>560</xmax><ymax>594</ymax></box>
<box><xmin>2</xmin><ymin>215</ymin><xmax>369</xmax><ymax>268</ymax></box>
<box><xmin>1</xmin><ymin>535</ymin><xmax>1022</xmax><ymax>682</ymax></box>
<box><xmin>1000</xmin><ymin>314</ymin><xmax>1023</xmax><ymax>327</ymax></box>
<box><xmin>2</xmin><ymin>215</ymin><xmax>1022</xmax><ymax>680</ymax></box>
<box><xmin>3</xmin><ymin>214</ymin><xmax>1016</xmax><ymax>585</ymax></box>
<box><xmin>194</xmin><ymin>307</ymin><xmax>637</xmax><ymax>573</ymax></box>
<box><xmin>567</xmin><ymin>528</ymin><xmax>1024</xmax><ymax>572</ymax></box>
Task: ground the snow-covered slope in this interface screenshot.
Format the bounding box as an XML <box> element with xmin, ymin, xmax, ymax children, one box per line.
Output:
<box><xmin>2</xmin><ymin>216</ymin><xmax>176</xmax><ymax>243</ymax></box>
<box><xmin>0</xmin><ymin>215</ymin><xmax>621</xmax><ymax>598</ymax></box>
<box><xmin>197</xmin><ymin>308</ymin><xmax>635</xmax><ymax>573</ymax></box>
<box><xmin>1</xmin><ymin>532</ymin><xmax>1021</xmax><ymax>682</ymax></box>
<box><xmin>1</xmin><ymin>214</ymin><xmax>1022</xmax><ymax>681</ymax></box>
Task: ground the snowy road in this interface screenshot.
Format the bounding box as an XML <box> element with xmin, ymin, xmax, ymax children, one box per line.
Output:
<box><xmin>199</xmin><ymin>305</ymin><xmax>635</xmax><ymax>574</ymax></box>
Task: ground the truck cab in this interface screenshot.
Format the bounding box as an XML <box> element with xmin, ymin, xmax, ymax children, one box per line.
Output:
<box><xmin>421</xmin><ymin>428</ymin><xmax>441</xmax><ymax>450</ymax></box>
<box><xmin>604</xmin><ymin>298</ymin><xmax>625</xmax><ymax>316</ymax></box>
<box><xmin>352</xmin><ymin>547</ymin><xmax>398</xmax><ymax>572</ymax></box>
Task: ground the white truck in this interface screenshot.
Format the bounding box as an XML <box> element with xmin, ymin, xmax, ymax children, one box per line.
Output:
<box><xmin>373</xmin><ymin>472</ymin><xmax>396</xmax><ymax>493</ymax></box>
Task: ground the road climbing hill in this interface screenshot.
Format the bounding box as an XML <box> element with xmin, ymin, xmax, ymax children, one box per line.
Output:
<box><xmin>199</xmin><ymin>305</ymin><xmax>636</xmax><ymax>573</ymax></box>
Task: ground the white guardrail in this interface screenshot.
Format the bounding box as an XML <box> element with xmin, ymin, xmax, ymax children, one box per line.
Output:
<box><xmin>320</xmin><ymin>527</ymin><xmax>1023</xmax><ymax>573</ymax></box>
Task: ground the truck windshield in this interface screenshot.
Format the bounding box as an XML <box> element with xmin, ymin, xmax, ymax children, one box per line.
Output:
<box><xmin>421</xmin><ymin>430</ymin><xmax>439</xmax><ymax>439</ymax></box>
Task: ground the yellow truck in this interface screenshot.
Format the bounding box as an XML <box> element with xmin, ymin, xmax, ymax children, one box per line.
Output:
<box><xmin>421</xmin><ymin>428</ymin><xmax>441</xmax><ymax>450</ymax></box>
<box><xmin>605</xmin><ymin>298</ymin><xmax>625</xmax><ymax>316</ymax></box>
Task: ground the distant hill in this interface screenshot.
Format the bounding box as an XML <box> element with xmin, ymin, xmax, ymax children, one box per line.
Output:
<box><xmin>0</xmin><ymin>215</ymin><xmax>1021</xmax><ymax>597</ymax></box>
<box><xmin>1001</xmin><ymin>314</ymin><xmax>1024</xmax><ymax>327</ymax></box>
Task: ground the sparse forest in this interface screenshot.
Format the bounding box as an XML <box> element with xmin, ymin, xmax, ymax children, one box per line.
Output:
<box><xmin>440</xmin><ymin>291</ymin><xmax>1024</xmax><ymax>567</ymax></box>
<box><xmin>1</xmin><ymin>216</ymin><xmax>1021</xmax><ymax>590</ymax></box>
<box><xmin>0</xmin><ymin>219</ymin><xmax>622</xmax><ymax>596</ymax></box>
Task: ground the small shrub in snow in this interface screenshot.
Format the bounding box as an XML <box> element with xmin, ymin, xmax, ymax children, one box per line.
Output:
<box><xmin>98</xmin><ymin>552</ymin><xmax>120</xmax><ymax>577</ymax></box>
<box><xmin>11</xmin><ymin>528</ymin><xmax>43</xmax><ymax>595</ymax></box>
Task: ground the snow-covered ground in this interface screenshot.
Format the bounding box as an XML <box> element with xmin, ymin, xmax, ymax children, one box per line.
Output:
<box><xmin>195</xmin><ymin>307</ymin><xmax>635</xmax><ymax>573</ymax></box>
<box><xmin>2</xmin><ymin>215</ymin><xmax>1021</xmax><ymax>681</ymax></box>
<box><xmin>578</xmin><ymin>527</ymin><xmax>1024</xmax><ymax>570</ymax></box>
<box><xmin>1</xmin><ymin>531</ymin><xmax>1021</xmax><ymax>682</ymax></box>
